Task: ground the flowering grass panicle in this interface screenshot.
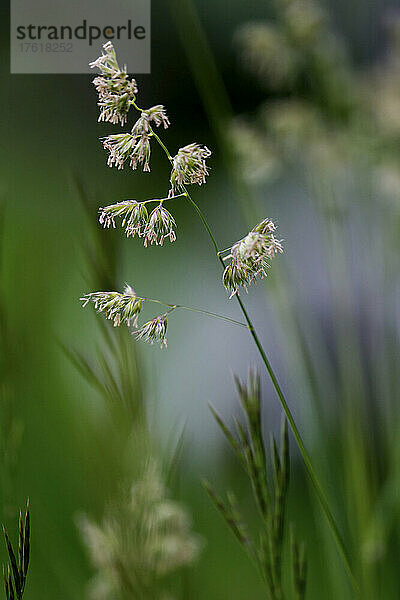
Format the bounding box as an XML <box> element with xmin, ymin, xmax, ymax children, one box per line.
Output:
<box><xmin>90</xmin><ymin>41</ymin><xmax>138</xmax><ymax>126</ymax></box>
<box><xmin>81</xmin><ymin>285</ymin><xmax>143</xmax><ymax>328</ymax></box>
<box><xmin>222</xmin><ymin>219</ymin><xmax>283</xmax><ymax>297</ymax></box>
<box><xmin>87</xmin><ymin>42</ymin><xmax>211</xmax><ymax>247</ymax></box>
<box><xmin>134</xmin><ymin>313</ymin><xmax>170</xmax><ymax>349</ymax></box>
<box><xmin>81</xmin><ymin>42</ymin><xmax>359</xmax><ymax>589</ymax></box>
<box><xmin>170</xmin><ymin>143</ymin><xmax>212</xmax><ymax>193</ymax></box>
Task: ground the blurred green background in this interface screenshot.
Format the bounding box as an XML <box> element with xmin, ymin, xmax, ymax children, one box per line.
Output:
<box><xmin>1</xmin><ymin>0</ymin><xmax>400</xmax><ymax>598</ymax></box>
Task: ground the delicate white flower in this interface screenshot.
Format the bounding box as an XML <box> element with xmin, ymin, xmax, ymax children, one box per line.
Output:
<box><xmin>222</xmin><ymin>219</ymin><xmax>283</xmax><ymax>297</ymax></box>
<box><xmin>144</xmin><ymin>205</ymin><xmax>176</xmax><ymax>246</ymax></box>
<box><xmin>81</xmin><ymin>285</ymin><xmax>143</xmax><ymax>327</ymax></box>
<box><xmin>133</xmin><ymin>313</ymin><xmax>170</xmax><ymax>348</ymax></box>
<box><xmin>170</xmin><ymin>144</ymin><xmax>211</xmax><ymax>193</ymax></box>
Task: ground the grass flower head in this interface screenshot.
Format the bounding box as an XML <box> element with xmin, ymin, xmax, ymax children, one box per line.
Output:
<box><xmin>223</xmin><ymin>219</ymin><xmax>283</xmax><ymax>297</ymax></box>
<box><xmin>142</xmin><ymin>105</ymin><xmax>170</xmax><ymax>129</ymax></box>
<box><xmin>133</xmin><ymin>313</ymin><xmax>170</xmax><ymax>348</ymax></box>
<box><xmin>170</xmin><ymin>144</ymin><xmax>211</xmax><ymax>193</ymax></box>
<box><xmin>99</xmin><ymin>199</ymin><xmax>149</xmax><ymax>239</ymax></box>
<box><xmin>81</xmin><ymin>285</ymin><xmax>143</xmax><ymax>327</ymax></box>
<box><xmin>144</xmin><ymin>204</ymin><xmax>177</xmax><ymax>246</ymax></box>
<box><xmin>90</xmin><ymin>41</ymin><xmax>138</xmax><ymax>126</ymax></box>
<box><xmin>102</xmin><ymin>106</ymin><xmax>170</xmax><ymax>173</ymax></box>
<box><xmin>102</xmin><ymin>132</ymin><xmax>152</xmax><ymax>172</ymax></box>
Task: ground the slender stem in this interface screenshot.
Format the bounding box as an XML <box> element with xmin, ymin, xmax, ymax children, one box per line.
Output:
<box><xmin>150</xmin><ymin>130</ymin><xmax>173</xmax><ymax>162</ymax></box>
<box><xmin>160</xmin><ymin>193</ymin><xmax>187</xmax><ymax>203</ymax></box>
<box><xmin>183</xmin><ymin>192</ymin><xmax>220</xmax><ymax>254</ymax></box>
<box><xmin>130</xmin><ymin>99</ymin><xmax>357</xmax><ymax>589</ymax></box>
<box><xmin>142</xmin><ymin>297</ymin><xmax>248</xmax><ymax>328</ymax></box>
<box><xmin>234</xmin><ymin>295</ymin><xmax>357</xmax><ymax>589</ymax></box>
<box><xmin>176</xmin><ymin>305</ymin><xmax>248</xmax><ymax>328</ymax></box>
<box><xmin>141</xmin><ymin>193</ymin><xmax>186</xmax><ymax>204</ymax></box>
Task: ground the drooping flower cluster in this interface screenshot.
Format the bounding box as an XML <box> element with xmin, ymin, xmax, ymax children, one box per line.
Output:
<box><xmin>90</xmin><ymin>41</ymin><xmax>138</xmax><ymax>126</ymax></box>
<box><xmin>134</xmin><ymin>313</ymin><xmax>169</xmax><ymax>349</ymax></box>
<box><xmin>145</xmin><ymin>205</ymin><xmax>176</xmax><ymax>246</ymax></box>
<box><xmin>99</xmin><ymin>199</ymin><xmax>176</xmax><ymax>246</ymax></box>
<box><xmin>81</xmin><ymin>283</ymin><xmax>174</xmax><ymax>348</ymax></box>
<box><xmin>81</xmin><ymin>285</ymin><xmax>143</xmax><ymax>327</ymax></box>
<box><xmin>141</xmin><ymin>105</ymin><xmax>170</xmax><ymax>130</ymax></box>
<box><xmin>78</xmin><ymin>459</ymin><xmax>202</xmax><ymax>600</ymax></box>
<box><xmin>102</xmin><ymin>104</ymin><xmax>170</xmax><ymax>172</ymax></box>
<box><xmin>170</xmin><ymin>144</ymin><xmax>212</xmax><ymax>193</ymax></box>
<box><xmin>222</xmin><ymin>219</ymin><xmax>283</xmax><ymax>297</ymax></box>
<box><xmin>102</xmin><ymin>133</ymin><xmax>145</xmax><ymax>170</ymax></box>
<box><xmin>99</xmin><ymin>199</ymin><xmax>147</xmax><ymax>233</ymax></box>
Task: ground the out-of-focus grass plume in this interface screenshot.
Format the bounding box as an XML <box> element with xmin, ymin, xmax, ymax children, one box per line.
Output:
<box><xmin>78</xmin><ymin>459</ymin><xmax>202</xmax><ymax>600</ymax></box>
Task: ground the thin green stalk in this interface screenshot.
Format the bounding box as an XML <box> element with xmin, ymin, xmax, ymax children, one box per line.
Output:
<box><xmin>236</xmin><ymin>294</ymin><xmax>355</xmax><ymax>587</ymax></box>
<box><xmin>142</xmin><ymin>192</ymin><xmax>187</xmax><ymax>204</ymax></box>
<box><xmin>176</xmin><ymin>305</ymin><xmax>248</xmax><ymax>328</ymax></box>
<box><xmin>130</xmin><ymin>102</ymin><xmax>357</xmax><ymax>592</ymax></box>
<box><xmin>143</xmin><ymin>297</ymin><xmax>248</xmax><ymax>328</ymax></box>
